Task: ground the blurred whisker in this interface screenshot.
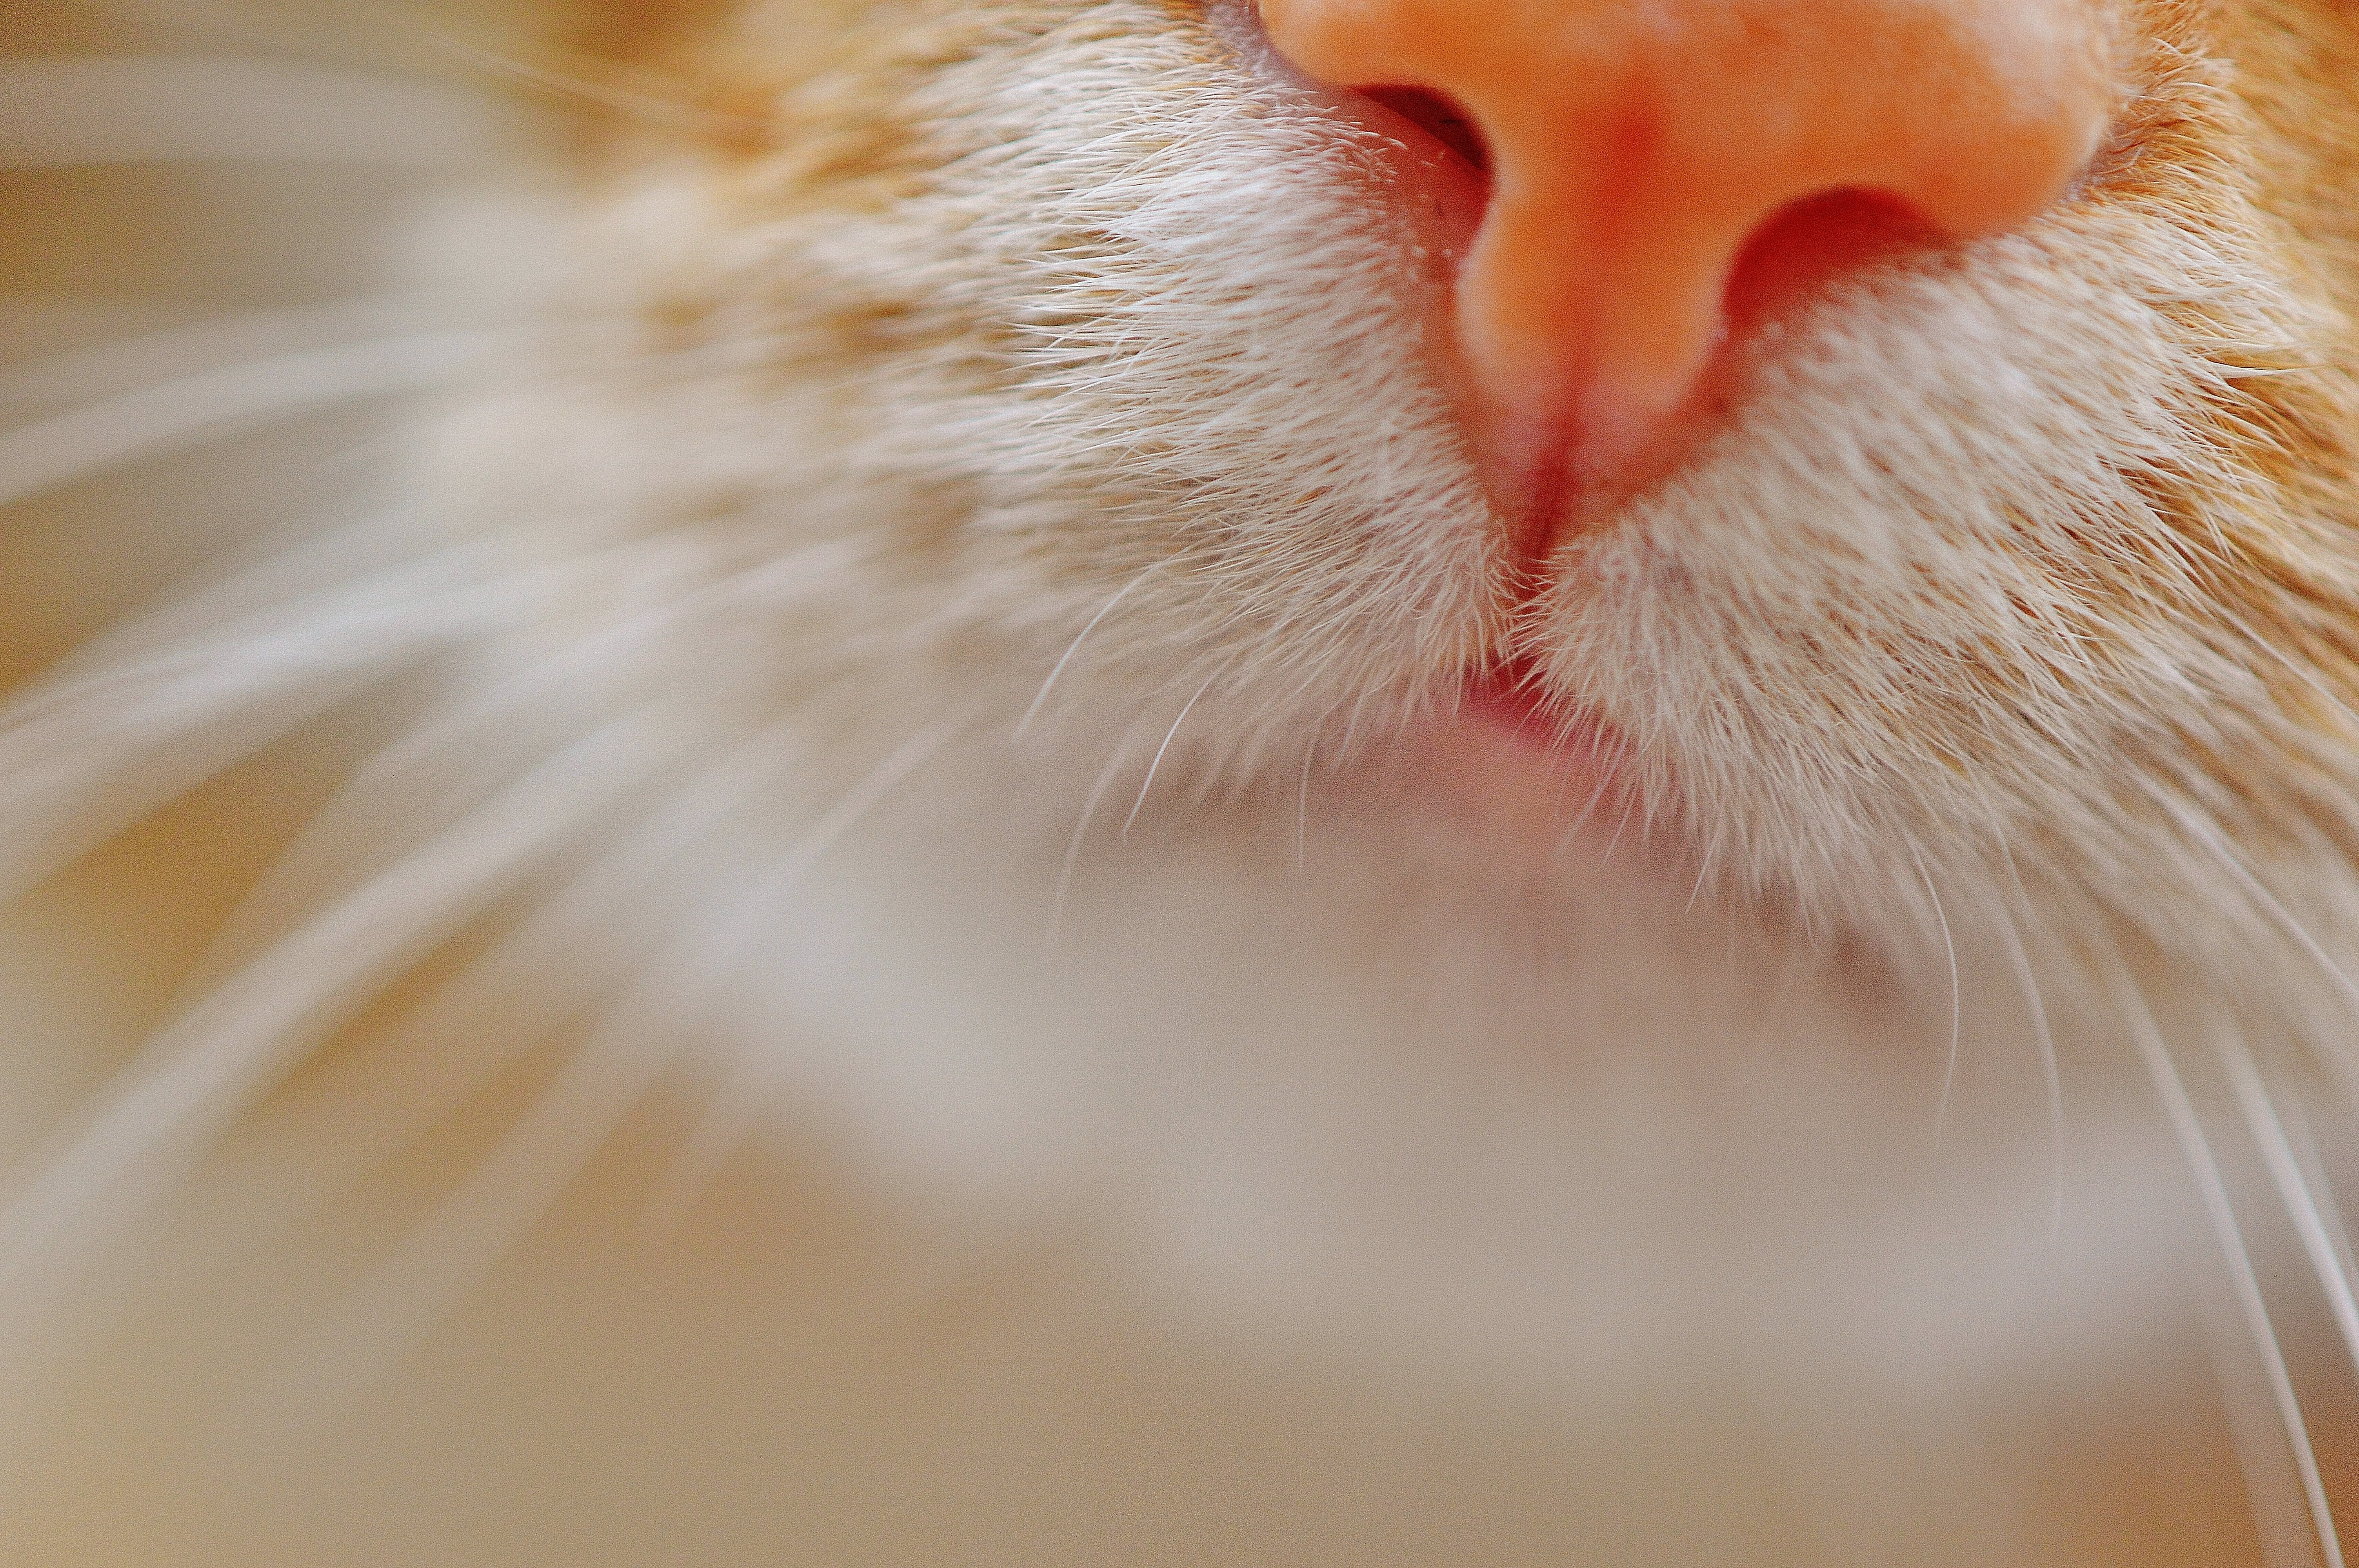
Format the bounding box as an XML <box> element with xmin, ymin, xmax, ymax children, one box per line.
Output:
<box><xmin>1014</xmin><ymin>560</ymin><xmax>1163</xmax><ymax>741</ymax></box>
<box><xmin>0</xmin><ymin>56</ymin><xmax>494</xmax><ymax>170</ymax></box>
<box><xmin>2217</xmin><ymin>1027</ymin><xmax>2359</xmax><ymax>1380</ymax></box>
<box><xmin>0</xmin><ymin>708</ymin><xmax>673</xmax><ymax>1343</ymax></box>
<box><xmin>193</xmin><ymin>530</ymin><xmax>885</xmax><ymax>960</ymax></box>
<box><xmin>2275</xmin><ymin>1085</ymin><xmax>2359</xmax><ymax>1328</ymax></box>
<box><xmin>251</xmin><ymin>939</ymin><xmax>712</xmax><ymax>1426</ymax></box>
<box><xmin>1994</xmin><ymin>850</ymin><xmax>2064</xmax><ymax>1237</ymax></box>
<box><xmin>0</xmin><ymin>539</ymin><xmax>530</xmax><ymax>904</ymax></box>
<box><xmin>180</xmin><ymin>709</ymin><xmax>843</xmax><ymax>1287</ymax></box>
<box><xmin>256</xmin><ymin>710</ymin><xmax>969</xmax><ymax>1419</ymax></box>
<box><xmin>1908</xmin><ymin>838</ymin><xmax>1964</xmax><ymax>1145</ymax></box>
<box><xmin>2108</xmin><ymin>958</ymin><xmax>2348</xmax><ymax>1568</ymax></box>
<box><xmin>638</xmin><ymin>712</ymin><xmax>979</xmax><ymax>1232</ymax></box>
<box><xmin>414</xmin><ymin>28</ymin><xmax>745</xmax><ymax>137</ymax></box>
<box><xmin>0</xmin><ymin>297</ymin><xmax>428</xmax><ymax>408</ymax></box>
<box><xmin>2143</xmin><ymin>777</ymin><xmax>2359</xmax><ymax>1025</ymax></box>
<box><xmin>1049</xmin><ymin>727</ymin><xmax>1140</xmax><ymax>959</ymax></box>
<box><xmin>636</xmin><ymin>1045</ymin><xmax>794</xmax><ymax>1242</ymax></box>
<box><xmin>0</xmin><ymin>328</ymin><xmax>500</xmax><ymax>508</ymax></box>
<box><xmin>1123</xmin><ymin>673</ymin><xmax>1215</xmax><ymax>838</ymax></box>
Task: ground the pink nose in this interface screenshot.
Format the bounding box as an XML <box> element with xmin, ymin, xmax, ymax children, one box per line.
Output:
<box><xmin>1257</xmin><ymin>0</ymin><xmax>2115</xmax><ymax>485</ymax></box>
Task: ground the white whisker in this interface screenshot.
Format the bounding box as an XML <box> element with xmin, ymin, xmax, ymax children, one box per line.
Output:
<box><xmin>0</xmin><ymin>298</ymin><xmax>426</xmax><ymax>408</ymax></box>
<box><xmin>2145</xmin><ymin>783</ymin><xmax>2359</xmax><ymax>1024</ymax></box>
<box><xmin>1014</xmin><ymin>561</ymin><xmax>1163</xmax><ymax>740</ymax></box>
<box><xmin>188</xmin><ymin>537</ymin><xmax>863</xmax><ymax>969</ymax></box>
<box><xmin>0</xmin><ymin>709</ymin><xmax>669</xmax><ymax>1331</ymax></box>
<box><xmin>2274</xmin><ymin>1087</ymin><xmax>2359</xmax><ymax>1336</ymax></box>
<box><xmin>1550</xmin><ymin>736</ymin><xmax>1623</xmax><ymax>858</ymax></box>
<box><xmin>2217</xmin><ymin>1027</ymin><xmax>2359</xmax><ymax>1382</ymax></box>
<box><xmin>1296</xmin><ymin>741</ymin><xmax>1314</xmax><ymax>872</ymax></box>
<box><xmin>776</xmin><ymin>713</ymin><xmax>973</xmax><ymax>884</ymax></box>
<box><xmin>1993</xmin><ymin>856</ymin><xmax>2064</xmax><ymax>1237</ymax></box>
<box><xmin>0</xmin><ymin>542</ymin><xmax>526</xmax><ymax>904</ymax></box>
<box><xmin>0</xmin><ymin>330</ymin><xmax>496</xmax><ymax>508</ymax></box>
<box><xmin>1683</xmin><ymin>816</ymin><xmax>1726</xmax><ymax>913</ymax></box>
<box><xmin>1596</xmin><ymin>788</ymin><xmax>1639</xmax><ymax>869</ymax></box>
<box><xmin>253</xmin><ymin>962</ymin><xmax>702</xmax><ymax>1424</ymax></box>
<box><xmin>1908</xmin><ymin>838</ymin><xmax>1963</xmax><ymax>1143</ymax></box>
<box><xmin>189</xmin><ymin>711</ymin><xmax>839</xmax><ymax>1282</ymax></box>
<box><xmin>2108</xmin><ymin>960</ymin><xmax>2348</xmax><ymax>1568</ymax></box>
<box><xmin>413</xmin><ymin>27</ymin><xmax>741</xmax><ymax>138</ymax></box>
<box><xmin>258</xmin><ymin>712</ymin><xmax>967</xmax><ymax>1414</ymax></box>
<box><xmin>1048</xmin><ymin>730</ymin><xmax>1140</xmax><ymax>959</ymax></box>
<box><xmin>0</xmin><ymin>57</ymin><xmax>494</xmax><ymax>170</ymax></box>
<box><xmin>1122</xmin><ymin>673</ymin><xmax>1215</xmax><ymax>839</ymax></box>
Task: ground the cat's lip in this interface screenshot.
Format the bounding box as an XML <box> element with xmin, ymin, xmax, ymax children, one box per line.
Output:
<box><xmin>1453</xmin><ymin>655</ymin><xmax>1623</xmax><ymax>782</ymax></box>
<box><xmin>1360</xmin><ymin>662</ymin><xmax>1639</xmax><ymax>844</ymax></box>
<box><xmin>1458</xmin><ymin>657</ymin><xmax>1560</xmax><ymax>745</ymax></box>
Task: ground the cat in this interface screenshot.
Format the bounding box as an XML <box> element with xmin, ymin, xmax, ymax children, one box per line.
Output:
<box><xmin>3</xmin><ymin>0</ymin><xmax>2359</xmax><ymax>1561</ymax></box>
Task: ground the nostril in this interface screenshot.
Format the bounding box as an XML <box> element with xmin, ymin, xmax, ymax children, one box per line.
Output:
<box><xmin>1361</xmin><ymin>85</ymin><xmax>1491</xmax><ymax>177</ymax></box>
<box><xmin>1255</xmin><ymin>0</ymin><xmax>2112</xmax><ymax>516</ymax></box>
<box><xmin>1720</xmin><ymin>188</ymin><xmax>1948</xmax><ymax>348</ymax></box>
<box><xmin>1576</xmin><ymin>189</ymin><xmax>1951</xmax><ymax>507</ymax></box>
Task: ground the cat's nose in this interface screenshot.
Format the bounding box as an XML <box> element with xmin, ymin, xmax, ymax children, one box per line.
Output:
<box><xmin>1258</xmin><ymin>0</ymin><xmax>2115</xmax><ymax>485</ymax></box>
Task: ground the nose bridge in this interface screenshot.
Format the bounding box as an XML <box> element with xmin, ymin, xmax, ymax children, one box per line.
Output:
<box><xmin>1257</xmin><ymin>0</ymin><xmax>2114</xmax><ymax>482</ymax></box>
